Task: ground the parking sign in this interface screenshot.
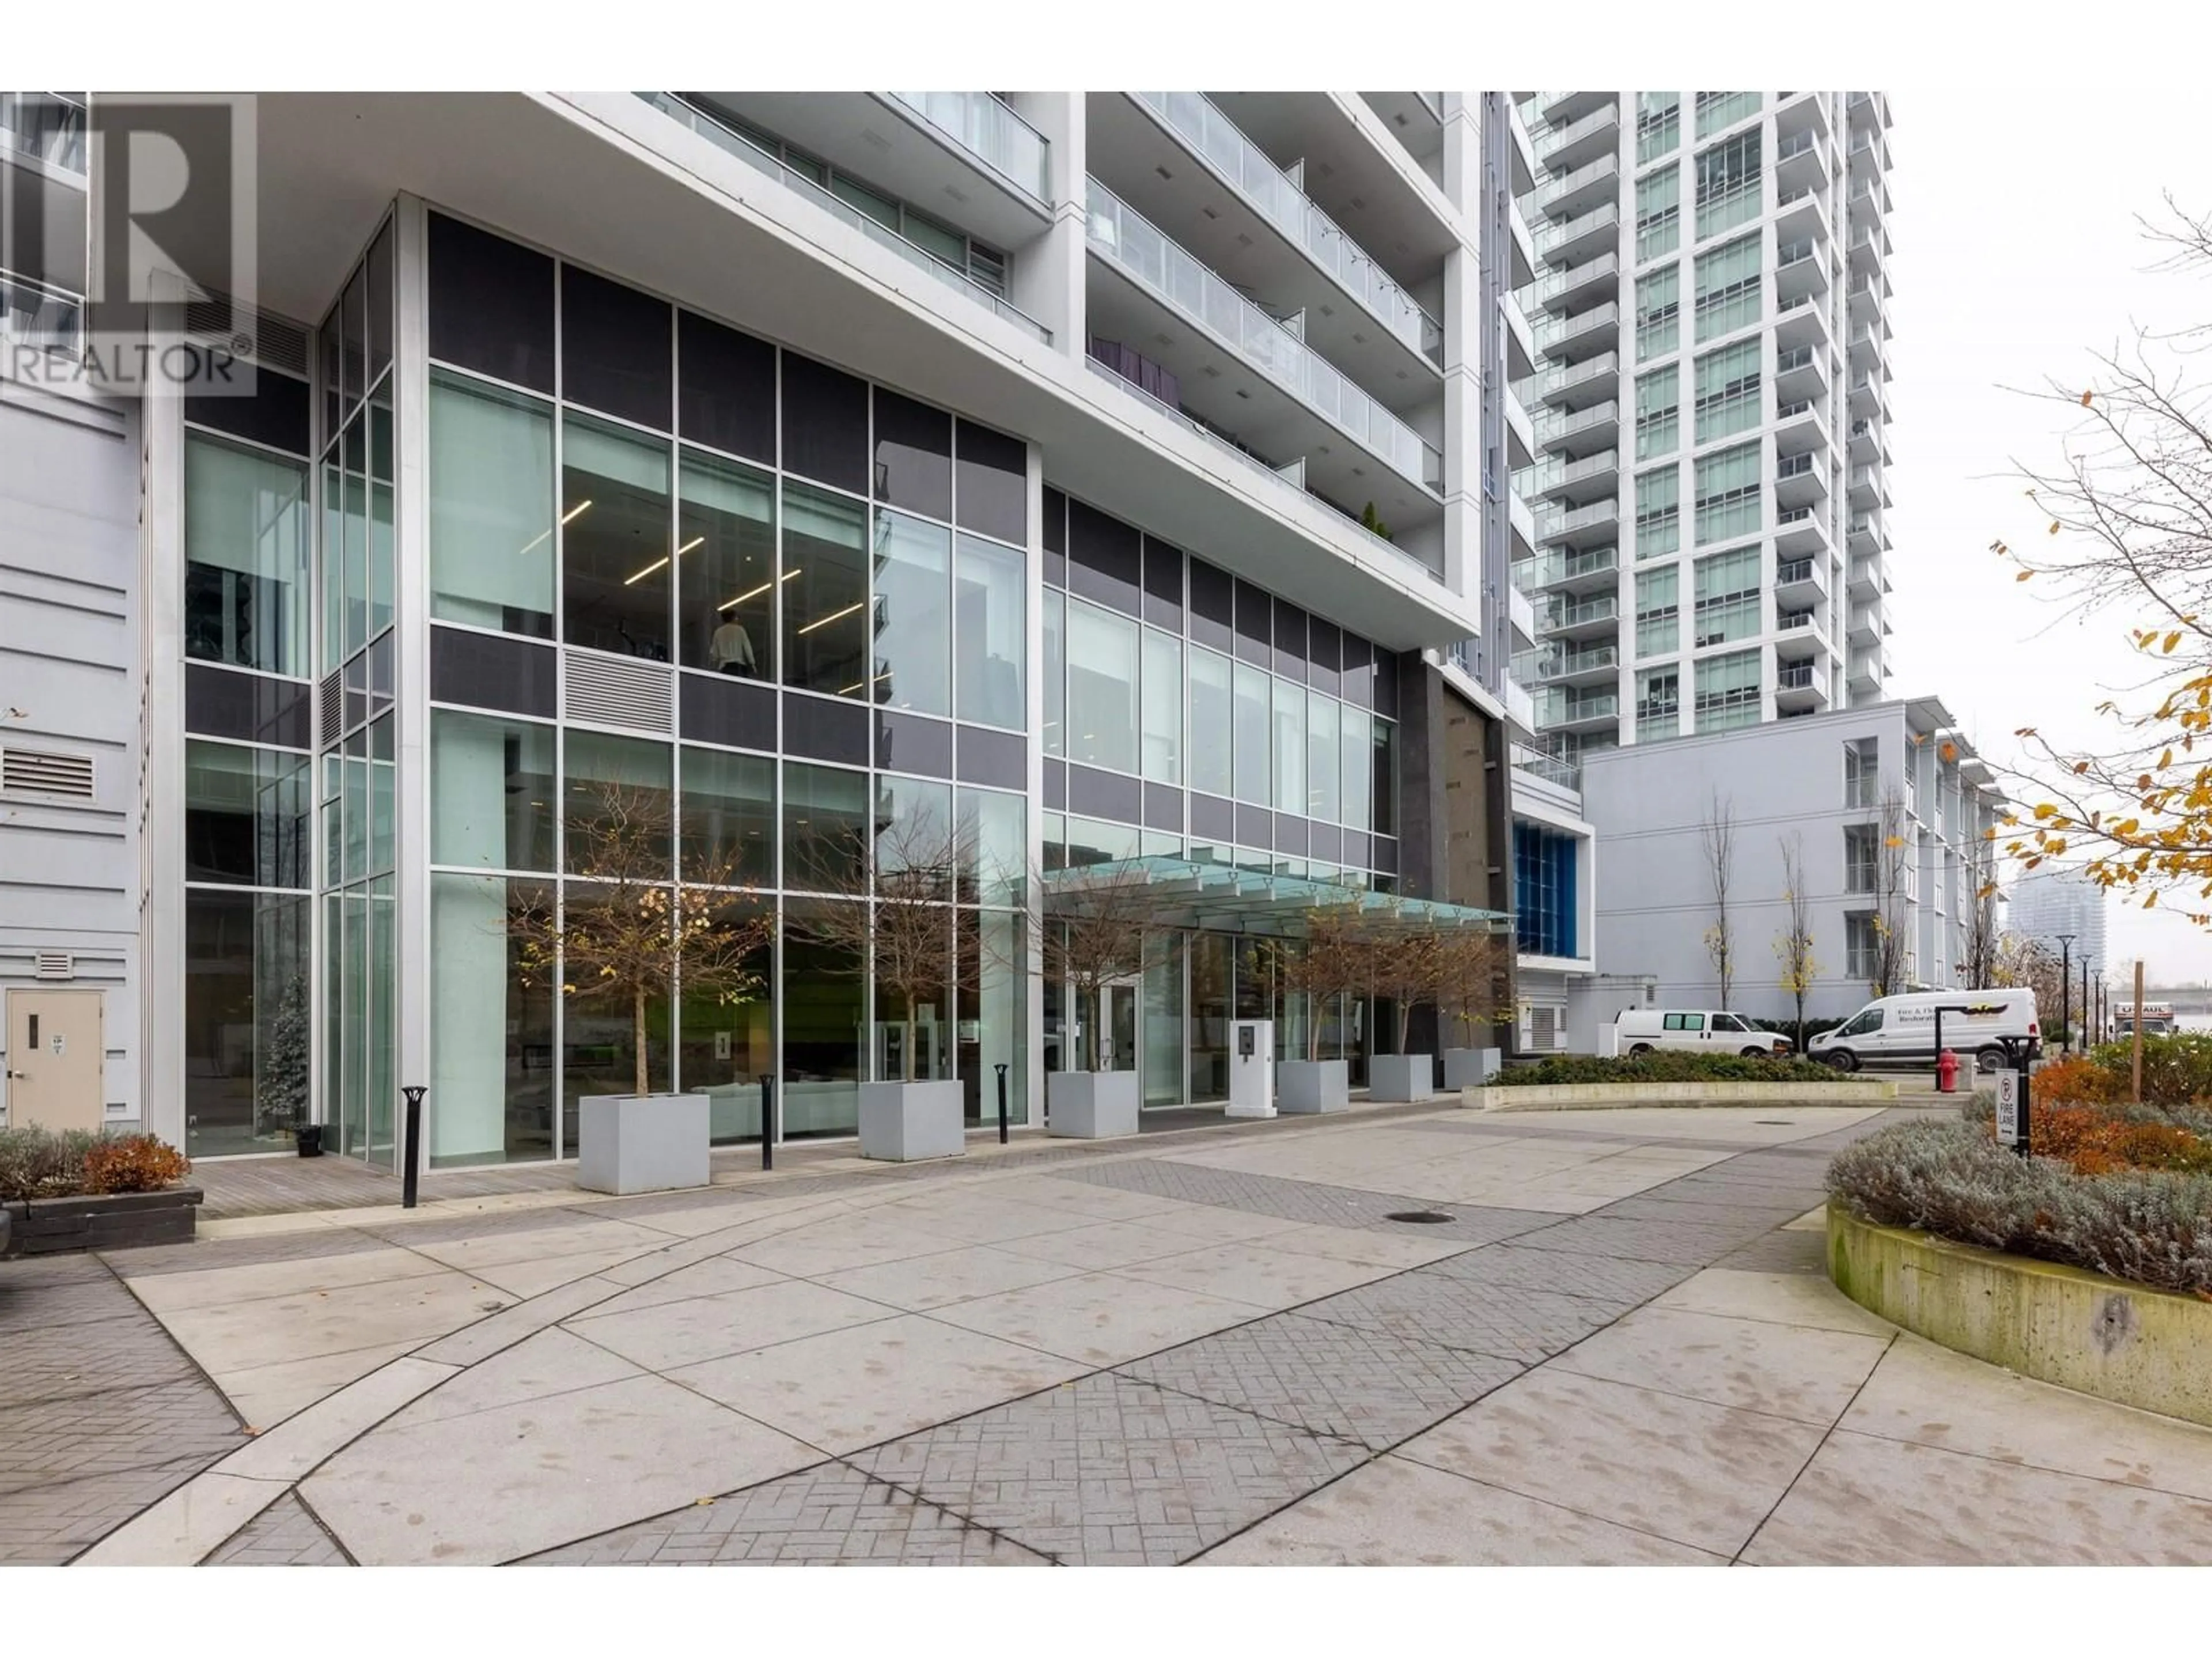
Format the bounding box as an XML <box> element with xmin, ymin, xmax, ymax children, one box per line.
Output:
<box><xmin>1995</xmin><ymin>1071</ymin><xmax>2020</xmax><ymax>1145</ymax></box>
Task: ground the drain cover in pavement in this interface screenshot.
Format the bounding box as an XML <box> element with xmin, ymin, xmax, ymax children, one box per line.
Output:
<box><xmin>1385</xmin><ymin>1210</ymin><xmax>1455</xmax><ymax>1224</ymax></box>
<box><xmin>1755</xmin><ymin>1120</ymin><xmax>1795</xmax><ymax>1126</ymax></box>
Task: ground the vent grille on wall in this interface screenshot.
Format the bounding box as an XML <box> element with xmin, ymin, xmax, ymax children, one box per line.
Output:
<box><xmin>182</xmin><ymin>291</ymin><xmax>313</xmax><ymax>378</ymax></box>
<box><xmin>318</xmin><ymin>671</ymin><xmax>343</xmax><ymax>747</ymax></box>
<box><xmin>35</xmin><ymin>952</ymin><xmax>73</xmax><ymax>980</ymax></box>
<box><xmin>1530</xmin><ymin>1005</ymin><xmax>1560</xmax><ymax>1052</ymax></box>
<box><xmin>0</xmin><ymin>748</ymin><xmax>95</xmax><ymax>799</ymax></box>
<box><xmin>564</xmin><ymin>653</ymin><xmax>675</xmax><ymax>733</ymax></box>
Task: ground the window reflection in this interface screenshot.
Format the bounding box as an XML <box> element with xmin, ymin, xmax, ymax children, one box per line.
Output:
<box><xmin>562</xmin><ymin>414</ymin><xmax>671</xmax><ymax>659</ymax></box>
<box><xmin>782</xmin><ymin>482</ymin><xmax>869</xmax><ymax>698</ymax></box>
<box><xmin>679</xmin><ymin>450</ymin><xmax>775</xmax><ymax>679</ymax></box>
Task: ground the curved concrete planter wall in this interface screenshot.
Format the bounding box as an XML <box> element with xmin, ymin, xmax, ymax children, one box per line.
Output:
<box><xmin>1464</xmin><ymin>1080</ymin><xmax>1899</xmax><ymax>1111</ymax></box>
<box><xmin>1827</xmin><ymin>1206</ymin><xmax>2212</xmax><ymax>1429</ymax></box>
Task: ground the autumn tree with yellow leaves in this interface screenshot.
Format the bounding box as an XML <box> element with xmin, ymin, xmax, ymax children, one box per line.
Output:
<box><xmin>1996</xmin><ymin>199</ymin><xmax>2212</xmax><ymax>925</ymax></box>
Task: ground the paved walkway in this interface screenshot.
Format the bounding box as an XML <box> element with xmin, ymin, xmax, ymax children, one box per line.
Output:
<box><xmin>10</xmin><ymin>1100</ymin><xmax>2212</xmax><ymax>1565</ymax></box>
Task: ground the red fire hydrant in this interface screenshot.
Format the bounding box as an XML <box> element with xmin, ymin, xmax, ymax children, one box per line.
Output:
<box><xmin>1936</xmin><ymin>1048</ymin><xmax>1961</xmax><ymax>1094</ymax></box>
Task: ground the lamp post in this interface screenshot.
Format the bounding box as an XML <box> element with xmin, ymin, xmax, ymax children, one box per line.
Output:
<box><xmin>2084</xmin><ymin>957</ymin><xmax>2094</xmax><ymax>1048</ymax></box>
<box><xmin>2055</xmin><ymin>933</ymin><xmax>2075</xmax><ymax>1055</ymax></box>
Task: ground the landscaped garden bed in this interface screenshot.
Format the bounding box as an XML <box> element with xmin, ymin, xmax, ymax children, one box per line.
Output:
<box><xmin>0</xmin><ymin>1128</ymin><xmax>201</xmax><ymax>1257</ymax></box>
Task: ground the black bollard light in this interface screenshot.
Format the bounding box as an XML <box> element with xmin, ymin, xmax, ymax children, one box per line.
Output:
<box><xmin>759</xmin><ymin>1073</ymin><xmax>775</xmax><ymax>1171</ymax></box>
<box><xmin>995</xmin><ymin>1062</ymin><xmax>1010</xmax><ymax>1145</ymax></box>
<box><xmin>400</xmin><ymin>1086</ymin><xmax>427</xmax><ymax>1209</ymax></box>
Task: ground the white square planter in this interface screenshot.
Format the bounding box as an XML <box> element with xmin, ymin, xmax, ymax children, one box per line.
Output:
<box><xmin>577</xmin><ymin>1093</ymin><xmax>711</xmax><ymax>1196</ymax></box>
<box><xmin>1047</xmin><ymin>1070</ymin><xmax>1140</xmax><ymax>1139</ymax></box>
<box><xmin>1442</xmin><ymin>1048</ymin><xmax>1502</xmax><ymax>1090</ymax></box>
<box><xmin>1276</xmin><ymin>1058</ymin><xmax>1349</xmax><ymax>1114</ymax></box>
<box><xmin>858</xmin><ymin>1079</ymin><xmax>966</xmax><ymax>1162</ymax></box>
<box><xmin>1369</xmin><ymin>1052</ymin><xmax>1435</xmax><ymax>1103</ymax></box>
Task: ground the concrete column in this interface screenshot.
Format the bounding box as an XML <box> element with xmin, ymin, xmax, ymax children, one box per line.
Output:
<box><xmin>392</xmin><ymin>195</ymin><xmax>434</xmax><ymax>1168</ymax></box>
<box><xmin>1004</xmin><ymin>92</ymin><xmax>1086</xmax><ymax>363</ymax></box>
<box><xmin>139</xmin><ymin>277</ymin><xmax>188</xmax><ymax>1146</ymax></box>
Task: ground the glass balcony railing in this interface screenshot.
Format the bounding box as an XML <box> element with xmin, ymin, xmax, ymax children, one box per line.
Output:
<box><xmin>1533</xmin><ymin>399</ymin><xmax>1619</xmax><ymax>449</ymax></box>
<box><xmin>640</xmin><ymin>94</ymin><xmax>1050</xmax><ymax>343</ymax></box>
<box><xmin>1537</xmin><ymin>153</ymin><xmax>1619</xmax><ymax>213</ymax></box>
<box><xmin>887</xmin><ymin>92</ymin><xmax>1051</xmax><ymax>206</ymax></box>
<box><xmin>0</xmin><ymin>91</ymin><xmax>87</xmax><ymax>173</ymax></box>
<box><xmin>0</xmin><ymin>272</ymin><xmax>82</xmax><ymax>355</ymax></box>
<box><xmin>1133</xmin><ymin>92</ymin><xmax>1442</xmax><ymax>368</ymax></box>
<box><xmin>1533</xmin><ymin>300</ymin><xmax>1618</xmax><ymax>354</ymax></box>
<box><xmin>1543</xmin><ymin>594</ymin><xmax>1618</xmax><ymax>631</ymax></box>
<box><xmin>1535</xmin><ymin>202</ymin><xmax>1620</xmax><ymax>259</ymax></box>
<box><xmin>1528</xmin><ymin>253</ymin><xmax>1619</xmax><ymax>309</ymax></box>
<box><xmin>1086</xmin><ymin>178</ymin><xmax>1443</xmax><ymax>495</ymax></box>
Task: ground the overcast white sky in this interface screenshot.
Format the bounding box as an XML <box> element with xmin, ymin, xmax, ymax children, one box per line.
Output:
<box><xmin>1883</xmin><ymin>92</ymin><xmax>2212</xmax><ymax>984</ymax></box>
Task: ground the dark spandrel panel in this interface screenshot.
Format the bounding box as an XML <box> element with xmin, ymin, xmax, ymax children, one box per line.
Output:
<box><xmin>427</xmin><ymin>213</ymin><xmax>555</xmax><ymax>393</ymax></box>
<box><xmin>1235</xmin><ymin>804</ymin><xmax>1274</xmax><ymax>849</ymax></box>
<box><xmin>1308</xmin><ymin>617</ymin><xmax>1342</xmax><ymax>698</ymax></box>
<box><xmin>1043</xmin><ymin>758</ymin><xmax>1067</xmax><ymax>810</ymax></box>
<box><xmin>874</xmin><ymin>391</ymin><xmax>953</xmax><ymax>522</ymax></box>
<box><xmin>187</xmin><ymin>369</ymin><xmax>310</xmax><ymax>457</ymax></box>
<box><xmin>1143</xmin><ymin>782</ymin><xmax>1183</xmax><ymax>834</ymax></box>
<box><xmin>429</xmin><ymin>626</ymin><xmax>556</xmax><ymax>719</ymax></box>
<box><xmin>1188</xmin><ymin>557</ymin><xmax>1233</xmax><ymax>652</ymax></box>
<box><xmin>1309</xmin><ymin>821</ymin><xmax>1342</xmax><ymax>864</ymax></box>
<box><xmin>677</xmin><ymin>310</ymin><xmax>776</xmax><ymax>464</ymax></box>
<box><xmin>1067</xmin><ymin>763</ymin><xmax>1142</xmax><ymax>825</ymax></box>
<box><xmin>1275</xmin><ymin>813</ymin><xmax>1309</xmax><ymax>856</ymax></box>
<box><xmin>680</xmin><ymin>670</ymin><xmax>777</xmax><ymax>752</ymax></box>
<box><xmin>562</xmin><ymin>264</ymin><xmax>673</xmax><ymax>430</ymax></box>
<box><xmin>1191</xmin><ymin>791</ymin><xmax>1234</xmax><ymax>842</ymax></box>
<box><xmin>1374</xmin><ymin>648</ymin><xmax>1402</xmax><ymax>720</ymax></box>
<box><xmin>1142</xmin><ymin>536</ymin><xmax>1184</xmax><ymax>629</ymax></box>
<box><xmin>1233</xmin><ymin>579</ymin><xmax>1271</xmax><ymax>665</ymax></box>
<box><xmin>876</xmin><ymin>710</ymin><xmax>953</xmax><ymax>779</ymax></box>
<box><xmin>781</xmin><ymin>353</ymin><xmax>869</xmax><ymax>495</ymax></box>
<box><xmin>1340</xmin><ymin>632</ymin><xmax>1374</xmax><ymax>709</ymax></box>
<box><xmin>1342</xmin><ymin>829</ymin><xmax>1371</xmax><ymax>870</ymax></box>
<box><xmin>1066</xmin><ymin>498</ymin><xmax>1141</xmax><ymax>616</ymax></box>
<box><xmin>1273</xmin><ymin>599</ymin><xmax>1308</xmax><ymax>680</ymax></box>
<box><xmin>956</xmin><ymin>419</ymin><xmax>1027</xmax><ymax>546</ymax></box>
<box><xmin>1372</xmin><ymin>835</ymin><xmax>1399</xmax><ymax>876</ymax></box>
<box><xmin>783</xmin><ymin>690</ymin><xmax>870</xmax><ymax>766</ymax></box>
<box><xmin>367</xmin><ymin>218</ymin><xmax>395</xmax><ymax>387</ymax></box>
<box><xmin>1043</xmin><ymin>487</ymin><xmax>1067</xmax><ymax>554</ymax></box>
<box><xmin>957</xmin><ymin>724</ymin><xmax>1026</xmax><ymax>790</ymax></box>
<box><xmin>185</xmin><ymin>665</ymin><xmax>310</xmax><ymax>750</ymax></box>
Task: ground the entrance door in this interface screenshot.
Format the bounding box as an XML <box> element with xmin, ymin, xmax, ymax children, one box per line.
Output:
<box><xmin>1099</xmin><ymin>980</ymin><xmax>1139</xmax><ymax>1074</ymax></box>
<box><xmin>5</xmin><ymin>989</ymin><xmax>105</xmax><ymax>1134</ymax></box>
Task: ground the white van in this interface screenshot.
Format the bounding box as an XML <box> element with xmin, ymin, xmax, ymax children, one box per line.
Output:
<box><xmin>1615</xmin><ymin>1010</ymin><xmax>1793</xmax><ymax>1058</ymax></box>
<box><xmin>1808</xmin><ymin>988</ymin><xmax>2040</xmax><ymax>1074</ymax></box>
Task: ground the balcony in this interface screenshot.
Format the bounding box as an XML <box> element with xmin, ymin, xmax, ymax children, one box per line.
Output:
<box><xmin>1849</xmin><ymin>653</ymin><xmax>1883</xmax><ymax>696</ymax></box>
<box><xmin>1774</xmin><ymin>234</ymin><xmax>1828</xmax><ymax>304</ymax></box>
<box><xmin>1533</xmin><ymin>300</ymin><xmax>1619</xmax><ymax>364</ymax></box>
<box><xmin>1774</xmin><ymin>89</ymin><xmax>1830</xmax><ymax>143</ymax></box>
<box><xmin>1510</xmin><ymin>485</ymin><xmax>1538</xmax><ymax>559</ymax></box>
<box><xmin>1128</xmin><ymin>92</ymin><xmax>1445</xmax><ymax>370</ymax></box>
<box><xmin>1085</xmin><ymin>178</ymin><xmax>1444</xmax><ymax>498</ymax></box>
<box><xmin>1773</xmin><ymin>342</ymin><xmax>1828</xmax><ymax>405</ymax></box>
<box><xmin>1775</xmin><ymin>555</ymin><xmax>1827</xmax><ymax>606</ymax></box>
<box><xmin>1848</xmin><ymin>415</ymin><xmax>1885</xmax><ymax>465</ymax></box>
<box><xmin>1506</xmin><ymin>193</ymin><xmax>1538</xmax><ymax>291</ymax></box>
<box><xmin>1513</xmin><ymin>745</ymin><xmax>1583</xmax><ymax>791</ymax></box>
<box><xmin>1537</xmin><ymin>688</ymin><xmax>1620</xmax><ymax>734</ymax></box>
<box><xmin>1774</xmin><ymin>503</ymin><xmax>1830</xmax><ymax>559</ymax></box>
<box><xmin>1536</xmin><ymin>200</ymin><xmax>1622</xmax><ymax>266</ymax></box>
<box><xmin>1847</xmin><ymin>463</ymin><xmax>1885</xmax><ymax>510</ymax></box>
<box><xmin>1509</xmin><ymin>582</ymin><xmax>1539</xmax><ymax>653</ymax></box>
<box><xmin>1537</xmin><ymin>90</ymin><xmax>1615</xmax><ymax>130</ymax></box>
<box><xmin>1535</xmin><ymin>495</ymin><xmax>1620</xmax><ymax>550</ymax></box>
<box><xmin>1849</xmin><ymin>372</ymin><xmax>1886</xmax><ymax>422</ymax></box>
<box><xmin>1520</xmin><ymin>350</ymin><xmax>1619</xmax><ymax>412</ymax></box>
<box><xmin>1849</xmin><ymin>319</ymin><xmax>1888</xmax><ymax>376</ymax></box>
<box><xmin>1541</xmin><ymin>593</ymin><xmax>1620</xmax><ymax>641</ymax></box>
<box><xmin>1847</xmin><ymin>555</ymin><xmax>1881</xmax><ymax>601</ymax></box>
<box><xmin>1847</xmin><ymin>514</ymin><xmax>1881</xmax><ymax>558</ymax></box>
<box><xmin>643</xmin><ymin>94</ymin><xmax>1052</xmax><ymax>341</ymax></box>
<box><xmin>1774</xmin><ymin>291</ymin><xmax>1831</xmax><ymax>356</ymax></box>
<box><xmin>1850</xmin><ymin>224</ymin><xmax>1889</xmax><ymax>276</ymax></box>
<box><xmin>1849</xmin><ymin>93</ymin><xmax>1891</xmax><ymax>134</ymax></box>
<box><xmin>1529</xmin><ymin>251</ymin><xmax>1620</xmax><ymax>315</ymax></box>
<box><xmin>1506</xmin><ymin>676</ymin><xmax>1540</xmax><ymax>738</ymax></box>
<box><xmin>1505</xmin><ymin>381</ymin><xmax>1535</xmax><ymax>470</ymax></box>
<box><xmin>1533</xmin><ymin>446</ymin><xmax>1620</xmax><ymax>506</ymax></box>
<box><xmin>1848</xmin><ymin>605</ymin><xmax>1881</xmax><ymax>647</ymax></box>
<box><xmin>1536</xmin><ymin>642</ymin><xmax>1620</xmax><ymax>686</ymax></box>
<box><xmin>0</xmin><ymin>91</ymin><xmax>86</xmax><ymax>174</ymax></box>
<box><xmin>886</xmin><ymin>92</ymin><xmax>1051</xmax><ymax>206</ymax></box>
<box><xmin>1772</xmin><ymin>185</ymin><xmax>1832</xmax><ymax>255</ymax></box>
<box><xmin>1774</xmin><ymin>394</ymin><xmax>1827</xmax><ymax>453</ymax></box>
<box><xmin>1775</xmin><ymin>658</ymin><xmax>1831</xmax><ymax>712</ymax></box>
<box><xmin>1775</xmin><ymin>449</ymin><xmax>1827</xmax><ymax>510</ymax></box>
<box><xmin>1775</xmin><ymin>609</ymin><xmax>1827</xmax><ymax>657</ymax></box>
<box><xmin>1502</xmin><ymin>288</ymin><xmax>1537</xmax><ymax>381</ymax></box>
<box><xmin>1538</xmin><ymin>152</ymin><xmax>1620</xmax><ymax>220</ymax></box>
<box><xmin>1519</xmin><ymin>543</ymin><xmax>1619</xmax><ymax>594</ymax></box>
<box><xmin>0</xmin><ymin>272</ymin><xmax>82</xmax><ymax>357</ymax></box>
<box><xmin>1536</xmin><ymin>101</ymin><xmax>1620</xmax><ymax>172</ymax></box>
<box><xmin>1505</xmin><ymin>96</ymin><xmax>1539</xmax><ymax>196</ymax></box>
<box><xmin>1773</xmin><ymin>127</ymin><xmax>1828</xmax><ymax>195</ymax></box>
<box><xmin>1534</xmin><ymin>397</ymin><xmax>1619</xmax><ymax>457</ymax></box>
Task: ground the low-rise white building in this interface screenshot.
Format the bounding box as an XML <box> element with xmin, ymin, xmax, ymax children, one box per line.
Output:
<box><xmin>1578</xmin><ymin>696</ymin><xmax>2003</xmax><ymax>1025</ymax></box>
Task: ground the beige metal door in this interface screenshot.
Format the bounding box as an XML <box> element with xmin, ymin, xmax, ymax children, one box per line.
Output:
<box><xmin>5</xmin><ymin>989</ymin><xmax>105</xmax><ymax>1133</ymax></box>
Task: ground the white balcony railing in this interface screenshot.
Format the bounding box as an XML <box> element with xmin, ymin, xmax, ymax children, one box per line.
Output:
<box><xmin>1086</xmin><ymin>179</ymin><xmax>1443</xmax><ymax>494</ymax></box>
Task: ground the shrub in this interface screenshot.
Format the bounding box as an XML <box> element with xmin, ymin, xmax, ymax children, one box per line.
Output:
<box><xmin>2085</xmin><ymin>1033</ymin><xmax>2212</xmax><ymax>1105</ymax></box>
<box><xmin>0</xmin><ymin>1127</ymin><xmax>189</xmax><ymax>1201</ymax></box>
<box><xmin>1509</xmin><ymin>1051</ymin><xmax>1844</xmax><ymax>1086</ymax></box>
<box><xmin>80</xmin><ymin>1134</ymin><xmax>191</xmax><ymax>1195</ymax></box>
<box><xmin>1826</xmin><ymin>1118</ymin><xmax>2212</xmax><ymax>1296</ymax></box>
<box><xmin>2028</xmin><ymin>1054</ymin><xmax>2126</xmax><ymax>1107</ymax></box>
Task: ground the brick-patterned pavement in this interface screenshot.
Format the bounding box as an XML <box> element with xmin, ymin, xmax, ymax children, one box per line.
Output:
<box><xmin>203</xmin><ymin>1494</ymin><xmax>353</xmax><ymax>1567</ymax></box>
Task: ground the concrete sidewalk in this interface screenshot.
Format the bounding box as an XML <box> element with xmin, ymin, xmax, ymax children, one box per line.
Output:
<box><xmin>12</xmin><ymin>1101</ymin><xmax>2212</xmax><ymax>1565</ymax></box>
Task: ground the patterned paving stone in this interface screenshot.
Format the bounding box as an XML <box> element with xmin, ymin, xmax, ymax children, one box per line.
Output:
<box><xmin>203</xmin><ymin>1492</ymin><xmax>353</xmax><ymax>1566</ymax></box>
<box><xmin>1423</xmin><ymin>1243</ymin><xmax>1696</xmax><ymax>1306</ymax></box>
<box><xmin>1118</xmin><ymin>1312</ymin><xmax>1522</xmax><ymax>1450</ymax></box>
<box><xmin>524</xmin><ymin>1461</ymin><xmax>1050</xmax><ymax>1566</ymax></box>
<box><xmin>1503</xmin><ymin>1215</ymin><xmax>1763</xmax><ymax>1266</ymax></box>
<box><xmin>109</xmin><ymin>1227</ymin><xmax>393</xmax><ymax>1279</ymax></box>
<box><xmin>1713</xmin><ymin>1228</ymin><xmax>1832</xmax><ymax>1274</ymax></box>
<box><xmin>1050</xmin><ymin>1159</ymin><xmax>1555</xmax><ymax>1245</ymax></box>
<box><xmin>850</xmin><ymin>1372</ymin><xmax>1368</xmax><ymax>1565</ymax></box>
<box><xmin>1293</xmin><ymin>1270</ymin><xmax>1619</xmax><ymax>1365</ymax></box>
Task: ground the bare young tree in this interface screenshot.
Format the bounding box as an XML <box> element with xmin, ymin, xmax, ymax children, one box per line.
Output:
<box><xmin>791</xmin><ymin>806</ymin><xmax>981</xmax><ymax>1084</ymax></box>
<box><xmin>1959</xmin><ymin>832</ymin><xmax>2003</xmax><ymax>987</ymax></box>
<box><xmin>1368</xmin><ymin>922</ymin><xmax>1452</xmax><ymax>1056</ymax></box>
<box><xmin>1277</xmin><ymin>906</ymin><xmax>1368</xmax><ymax>1062</ymax></box>
<box><xmin>1870</xmin><ymin>784</ymin><xmax>1913</xmax><ymax>997</ymax></box>
<box><xmin>1990</xmin><ymin>931</ymin><xmax>2069</xmax><ymax>1035</ymax></box>
<box><xmin>1772</xmin><ymin>832</ymin><xmax>1820</xmax><ymax>1043</ymax></box>
<box><xmin>1699</xmin><ymin>790</ymin><xmax>1737</xmax><ymax>1006</ymax></box>
<box><xmin>512</xmin><ymin>783</ymin><xmax>773</xmax><ymax>1099</ymax></box>
<box><xmin>1038</xmin><ymin>859</ymin><xmax>1173</xmax><ymax>1073</ymax></box>
<box><xmin>1437</xmin><ymin>927</ymin><xmax>1516</xmax><ymax>1052</ymax></box>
